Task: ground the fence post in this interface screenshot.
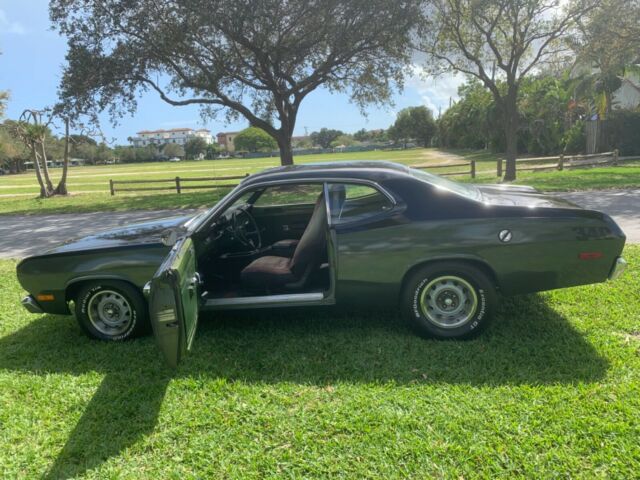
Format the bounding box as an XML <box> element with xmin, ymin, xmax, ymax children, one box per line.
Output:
<box><xmin>497</xmin><ymin>158</ymin><xmax>503</xmax><ymax>177</ymax></box>
<box><xmin>613</xmin><ymin>149</ymin><xmax>619</xmax><ymax>166</ymax></box>
<box><xmin>109</xmin><ymin>179</ymin><xmax>115</xmax><ymax>196</ymax></box>
<box><xmin>175</xmin><ymin>176</ymin><xmax>181</xmax><ymax>194</ymax></box>
<box><xmin>558</xmin><ymin>154</ymin><xmax>564</xmax><ymax>171</ymax></box>
<box><xmin>470</xmin><ymin>160</ymin><xmax>476</xmax><ymax>179</ymax></box>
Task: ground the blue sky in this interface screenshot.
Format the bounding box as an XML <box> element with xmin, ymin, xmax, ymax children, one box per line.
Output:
<box><xmin>0</xmin><ymin>0</ymin><xmax>462</xmax><ymax>144</ymax></box>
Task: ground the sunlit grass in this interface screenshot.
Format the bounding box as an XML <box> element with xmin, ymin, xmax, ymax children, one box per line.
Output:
<box><xmin>0</xmin><ymin>246</ymin><xmax>638</xmax><ymax>478</ymax></box>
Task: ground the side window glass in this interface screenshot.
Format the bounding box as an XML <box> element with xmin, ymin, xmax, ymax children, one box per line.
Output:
<box><xmin>254</xmin><ymin>184</ymin><xmax>323</xmax><ymax>207</ymax></box>
<box><xmin>327</xmin><ymin>183</ymin><xmax>393</xmax><ymax>224</ymax></box>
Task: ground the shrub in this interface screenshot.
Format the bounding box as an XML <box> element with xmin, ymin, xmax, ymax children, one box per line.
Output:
<box><xmin>606</xmin><ymin>110</ymin><xmax>640</xmax><ymax>156</ymax></box>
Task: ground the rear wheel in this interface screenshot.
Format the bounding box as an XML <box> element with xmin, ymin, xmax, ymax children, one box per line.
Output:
<box><xmin>74</xmin><ymin>281</ymin><xmax>148</xmax><ymax>341</ymax></box>
<box><xmin>402</xmin><ymin>262</ymin><xmax>497</xmax><ymax>339</ymax></box>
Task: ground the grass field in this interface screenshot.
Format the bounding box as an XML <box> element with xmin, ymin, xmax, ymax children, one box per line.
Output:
<box><xmin>0</xmin><ymin>247</ymin><xmax>639</xmax><ymax>478</ymax></box>
<box><xmin>1</xmin><ymin>148</ymin><xmax>639</xmax><ymax>215</ymax></box>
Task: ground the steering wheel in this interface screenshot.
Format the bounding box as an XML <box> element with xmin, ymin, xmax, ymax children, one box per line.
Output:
<box><xmin>231</xmin><ymin>208</ymin><xmax>262</xmax><ymax>250</ymax></box>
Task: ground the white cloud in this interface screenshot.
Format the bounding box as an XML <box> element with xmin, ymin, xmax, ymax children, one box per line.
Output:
<box><xmin>0</xmin><ymin>9</ymin><xmax>27</xmax><ymax>35</ymax></box>
<box><xmin>405</xmin><ymin>66</ymin><xmax>466</xmax><ymax>117</ymax></box>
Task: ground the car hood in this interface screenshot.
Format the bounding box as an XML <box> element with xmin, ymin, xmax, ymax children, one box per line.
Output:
<box><xmin>476</xmin><ymin>184</ymin><xmax>582</xmax><ymax>209</ymax></box>
<box><xmin>42</xmin><ymin>214</ymin><xmax>194</xmax><ymax>255</ymax></box>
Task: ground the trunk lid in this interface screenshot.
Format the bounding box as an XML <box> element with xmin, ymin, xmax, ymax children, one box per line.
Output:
<box><xmin>477</xmin><ymin>184</ymin><xmax>582</xmax><ymax>209</ymax></box>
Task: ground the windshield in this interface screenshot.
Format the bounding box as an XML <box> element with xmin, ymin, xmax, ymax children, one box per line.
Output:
<box><xmin>409</xmin><ymin>168</ymin><xmax>481</xmax><ymax>201</ymax></box>
<box><xmin>185</xmin><ymin>184</ymin><xmax>247</xmax><ymax>232</ymax></box>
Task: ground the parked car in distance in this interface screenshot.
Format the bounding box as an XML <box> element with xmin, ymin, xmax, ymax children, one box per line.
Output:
<box><xmin>17</xmin><ymin>161</ymin><xmax>627</xmax><ymax>366</ymax></box>
<box><xmin>168</xmin><ymin>157</ymin><xmax>181</xmax><ymax>162</ymax></box>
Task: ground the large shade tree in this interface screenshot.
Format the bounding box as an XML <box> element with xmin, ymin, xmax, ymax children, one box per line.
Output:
<box><xmin>234</xmin><ymin>127</ymin><xmax>277</xmax><ymax>152</ymax></box>
<box><xmin>310</xmin><ymin>128</ymin><xmax>344</xmax><ymax>149</ymax></box>
<box><xmin>50</xmin><ymin>0</ymin><xmax>420</xmax><ymax>166</ymax></box>
<box><xmin>419</xmin><ymin>0</ymin><xmax>594</xmax><ymax>180</ymax></box>
<box><xmin>388</xmin><ymin>106</ymin><xmax>436</xmax><ymax>147</ymax></box>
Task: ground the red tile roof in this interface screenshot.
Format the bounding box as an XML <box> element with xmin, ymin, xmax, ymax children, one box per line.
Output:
<box><xmin>136</xmin><ymin>128</ymin><xmax>211</xmax><ymax>135</ymax></box>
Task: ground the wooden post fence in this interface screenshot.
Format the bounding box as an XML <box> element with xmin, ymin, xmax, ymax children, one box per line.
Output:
<box><xmin>108</xmin><ymin>173</ymin><xmax>250</xmax><ymax>196</ymax></box>
<box><xmin>409</xmin><ymin>160</ymin><xmax>475</xmax><ymax>178</ymax></box>
<box><xmin>558</xmin><ymin>154</ymin><xmax>564</xmax><ymax>171</ymax></box>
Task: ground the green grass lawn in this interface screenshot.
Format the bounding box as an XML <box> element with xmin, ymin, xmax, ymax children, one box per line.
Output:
<box><xmin>1</xmin><ymin>148</ymin><xmax>639</xmax><ymax>215</ymax></box>
<box><xmin>1</xmin><ymin>247</ymin><xmax>639</xmax><ymax>478</ymax></box>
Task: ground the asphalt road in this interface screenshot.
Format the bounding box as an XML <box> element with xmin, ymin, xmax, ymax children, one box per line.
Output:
<box><xmin>556</xmin><ymin>189</ymin><xmax>640</xmax><ymax>244</ymax></box>
<box><xmin>0</xmin><ymin>209</ymin><xmax>199</xmax><ymax>259</ymax></box>
<box><xmin>0</xmin><ymin>189</ymin><xmax>638</xmax><ymax>259</ymax></box>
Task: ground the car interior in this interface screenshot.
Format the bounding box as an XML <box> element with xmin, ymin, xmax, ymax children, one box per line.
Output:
<box><xmin>195</xmin><ymin>181</ymin><xmax>394</xmax><ymax>302</ymax></box>
<box><xmin>196</xmin><ymin>183</ymin><xmax>340</xmax><ymax>299</ymax></box>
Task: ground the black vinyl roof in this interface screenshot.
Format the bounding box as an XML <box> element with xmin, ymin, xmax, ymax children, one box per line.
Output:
<box><xmin>241</xmin><ymin>161</ymin><xmax>412</xmax><ymax>186</ymax></box>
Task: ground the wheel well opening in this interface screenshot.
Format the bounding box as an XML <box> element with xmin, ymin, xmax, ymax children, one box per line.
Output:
<box><xmin>400</xmin><ymin>259</ymin><xmax>500</xmax><ymax>297</ymax></box>
<box><xmin>65</xmin><ymin>279</ymin><xmax>141</xmax><ymax>304</ymax></box>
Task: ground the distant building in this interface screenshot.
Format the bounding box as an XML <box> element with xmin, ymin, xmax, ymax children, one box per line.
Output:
<box><xmin>130</xmin><ymin>128</ymin><xmax>213</xmax><ymax>147</ymax></box>
<box><xmin>613</xmin><ymin>74</ymin><xmax>640</xmax><ymax>110</ymax></box>
<box><xmin>217</xmin><ymin>131</ymin><xmax>240</xmax><ymax>152</ymax></box>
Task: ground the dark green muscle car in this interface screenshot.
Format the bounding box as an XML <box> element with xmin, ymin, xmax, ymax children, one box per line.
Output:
<box><xmin>17</xmin><ymin>161</ymin><xmax>627</xmax><ymax>366</ymax></box>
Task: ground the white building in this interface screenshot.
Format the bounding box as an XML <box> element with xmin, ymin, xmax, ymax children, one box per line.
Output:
<box><xmin>130</xmin><ymin>128</ymin><xmax>213</xmax><ymax>147</ymax></box>
<box><xmin>613</xmin><ymin>73</ymin><xmax>640</xmax><ymax>110</ymax></box>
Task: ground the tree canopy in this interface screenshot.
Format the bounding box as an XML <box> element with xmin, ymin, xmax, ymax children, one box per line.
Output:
<box><xmin>50</xmin><ymin>0</ymin><xmax>420</xmax><ymax>166</ymax></box>
<box><xmin>162</xmin><ymin>143</ymin><xmax>185</xmax><ymax>158</ymax></box>
<box><xmin>310</xmin><ymin>128</ymin><xmax>344</xmax><ymax>149</ymax></box>
<box><xmin>569</xmin><ymin>0</ymin><xmax>640</xmax><ymax>119</ymax></box>
<box><xmin>234</xmin><ymin>127</ymin><xmax>277</xmax><ymax>152</ymax></box>
<box><xmin>184</xmin><ymin>137</ymin><xmax>208</xmax><ymax>159</ymax></box>
<box><xmin>388</xmin><ymin>106</ymin><xmax>436</xmax><ymax>147</ymax></box>
<box><xmin>419</xmin><ymin>0</ymin><xmax>594</xmax><ymax>179</ymax></box>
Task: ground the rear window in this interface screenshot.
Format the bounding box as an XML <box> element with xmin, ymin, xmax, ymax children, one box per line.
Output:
<box><xmin>328</xmin><ymin>183</ymin><xmax>393</xmax><ymax>224</ymax></box>
<box><xmin>410</xmin><ymin>168</ymin><xmax>481</xmax><ymax>201</ymax></box>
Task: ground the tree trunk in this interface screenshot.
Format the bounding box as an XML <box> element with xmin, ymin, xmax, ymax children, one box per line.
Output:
<box><xmin>39</xmin><ymin>139</ymin><xmax>55</xmax><ymax>192</ymax></box>
<box><xmin>503</xmin><ymin>99</ymin><xmax>519</xmax><ymax>182</ymax></box>
<box><xmin>605</xmin><ymin>90</ymin><xmax>613</xmax><ymax>119</ymax></box>
<box><xmin>30</xmin><ymin>143</ymin><xmax>50</xmax><ymax>198</ymax></box>
<box><xmin>277</xmin><ymin>135</ymin><xmax>294</xmax><ymax>166</ymax></box>
<box><xmin>54</xmin><ymin>117</ymin><xmax>70</xmax><ymax>195</ymax></box>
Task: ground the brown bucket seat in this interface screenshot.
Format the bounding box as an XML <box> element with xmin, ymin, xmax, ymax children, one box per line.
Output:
<box><xmin>241</xmin><ymin>192</ymin><xmax>327</xmax><ymax>290</ymax></box>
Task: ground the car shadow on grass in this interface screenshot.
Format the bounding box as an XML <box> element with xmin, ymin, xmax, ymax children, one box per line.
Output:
<box><xmin>0</xmin><ymin>294</ymin><xmax>608</xmax><ymax>479</ymax></box>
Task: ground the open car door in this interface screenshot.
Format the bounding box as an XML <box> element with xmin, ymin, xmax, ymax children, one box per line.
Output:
<box><xmin>149</xmin><ymin>237</ymin><xmax>199</xmax><ymax>367</ymax></box>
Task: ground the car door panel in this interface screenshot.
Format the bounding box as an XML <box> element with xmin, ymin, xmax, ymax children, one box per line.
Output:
<box><xmin>148</xmin><ymin>236</ymin><xmax>199</xmax><ymax>367</ymax></box>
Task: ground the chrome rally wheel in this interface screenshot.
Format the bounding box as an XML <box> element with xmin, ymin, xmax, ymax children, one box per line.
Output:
<box><xmin>74</xmin><ymin>281</ymin><xmax>148</xmax><ymax>341</ymax></box>
<box><xmin>419</xmin><ymin>276</ymin><xmax>478</xmax><ymax>329</ymax></box>
<box><xmin>403</xmin><ymin>262</ymin><xmax>497</xmax><ymax>339</ymax></box>
<box><xmin>87</xmin><ymin>289</ymin><xmax>133</xmax><ymax>336</ymax></box>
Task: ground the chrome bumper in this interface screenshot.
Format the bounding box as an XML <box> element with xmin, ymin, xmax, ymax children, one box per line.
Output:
<box><xmin>609</xmin><ymin>257</ymin><xmax>627</xmax><ymax>281</ymax></box>
<box><xmin>21</xmin><ymin>295</ymin><xmax>44</xmax><ymax>314</ymax></box>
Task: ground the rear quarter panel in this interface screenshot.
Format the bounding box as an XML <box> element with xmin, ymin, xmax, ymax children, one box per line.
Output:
<box><xmin>334</xmin><ymin>210</ymin><xmax>625</xmax><ymax>302</ymax></box>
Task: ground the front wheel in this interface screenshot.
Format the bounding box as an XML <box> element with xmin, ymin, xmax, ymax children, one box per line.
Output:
<box><xmin>402</xmin><ymin>262</ymin><xmax>497</xmax><ymax>339</ymax></box>
<box><xmin>75</xmin><ymin>281</ymin><xmax>149</xmax><ymax>341</ymax></box>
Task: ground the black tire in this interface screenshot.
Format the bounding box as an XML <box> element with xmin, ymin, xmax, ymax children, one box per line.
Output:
<box><xmin>74</xmin><ymin>280</ymin><xmax>149</xmax><ymax>341</ymax></box>
<box><xmin>402</xmin><ymin>262</ymin><xmax>497</xmax><ymax>339</ymax></box>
